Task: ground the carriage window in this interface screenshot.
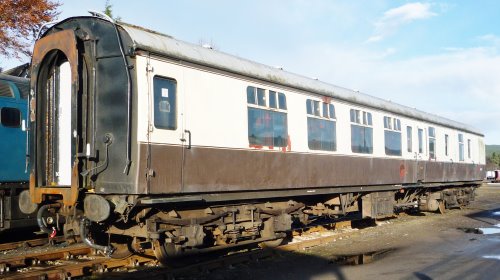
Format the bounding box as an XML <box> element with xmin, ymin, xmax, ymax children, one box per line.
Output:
<box><xmin>407</xmin><ymin>126</ymin><xmax>412</xmax><ymax>153</ymax></box>
<box><xmin>154</xmin><ymin>76</ymin><xmax>177</xmax><ymax>130</ymax></box>
<box><xmin>322</xmin><ymin>103</ymin><xmax>328</xmax><ymax>118</ymax></box>
<box><xmin>329</xmin><ymin>104</ymin><xmax>335</xmax><ymax>119</ymax></box>
<box><xmin>350</xmin><ymin>109</ymin><xmax>360</xmax><ymax>123</ymax></box>
<box><xmin>351</xmin><ymin>109</ymin><xmax>373</xmax><ymax>154</ymax></box>
<box><xmin>458</xmin><ymin>134</ymin><xmax>464</xmax><ymax>161</ymax></box>
<box><xmin>445</xmin><ymin>134</ymin><xmax>449</xmax><ymax>156</ymax></box>
<box><xmin>1</xmin><ymin>107</ymin><xmax>21</xmax><ymax>128</ymax></box>
<box><xmin>278</xmin><ymin>92</ymin><xmax>287</xmax><ymax>110</ymax></box>
<box><xmin>269</xmin><ymin>91</ymin><xmax>286</xmax><ymax>110</ymax></box>
<box><xmin>429</xmin><ymin>126</ymin><xmax>436</xmax><ymax>159</ymax></box>
<box><xmin>0</xmin><ymin>80</ymin><xmax>14</xmax><ymax>98</ymax></box>
<box><xmin>418</xmin><ymin>128</ymin><xmax>424</xmax><ymax>153</ymax></box>
<box><xmin>247</xmin><ymin>86</ymin><xmax>266</xmax><ymax>106</ymax></box>
<box><xmin>467</xmin><ymin>139</ymin><xmax>471</xmax><ymax>159</ymax></box>
<box><xmin>247</xmin><ymin>87</ymin><xmax>288</xmax><ymax>147</ymax></box>
<box><xmin>363</xmin><ymin>111</ymin><xmax>372</xmax><ymax>126</ymax></box>
<box><xmin>269</xmin><ymin>91</ymin><xmax>277</xmax><ymax>108</ymax></box>
<box><xmin>428</xmin><ymin>127</ymin><xmax>435</xmax><ymax>137</ymax></box>
<box><xmin>306</xmin><ymin>100</ymin><xmax>320</xmax><ymax>116</ymax></box>
<box><xmin>384</xmin><ymin>117</ymin><xmax>392</xmax><ymax>129</ymax></box>
<box><xmin>384</xmin><ymin>116</ymin><xmax>401</xmax><ymax>156</ymax></box>
<box><xmin>247</xmin><ymin>86</ymin><xmax>256</xmax><ymax>104</ymax></box>
<box><xmin>307</xmin><ymin>99</ymin><xmax>336</xmax><ymax>151</ymax></box>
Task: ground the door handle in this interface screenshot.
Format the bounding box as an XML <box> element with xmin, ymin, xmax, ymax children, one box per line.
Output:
<box><xmin>184</xmin><ymin>130</ymin><xmax>191</xmax><ymax>149</ymax></box>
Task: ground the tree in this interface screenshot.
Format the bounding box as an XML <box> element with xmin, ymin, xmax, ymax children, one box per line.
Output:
<box><xmin>490</xmin><ymin>152</ymin><xmax>500</xmax><ymax>168</ymax></box>
<box><xmin>103</xmin><ymin>0</ymin><xmax>113</xmax><ymax>18</ymax></box>
<box><xmin>0</xmin><ymin>0</ymin><xmax>60</xmax><ymax>59</ymax></box>
<box><xmin>103</xmin><ymin>0</ymin><xmax>121</xmax><ymax>21</ymax></box>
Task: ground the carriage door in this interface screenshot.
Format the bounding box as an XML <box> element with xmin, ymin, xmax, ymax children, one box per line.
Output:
<box><xmin>147</xmin><ymin>68</ymin><xmax>185</xmax><ymax>193</ymax></box>
<box><xmin>415</xmin><ymin>127</ymin><xmax>426</xmax><ymax>182</ymax></box>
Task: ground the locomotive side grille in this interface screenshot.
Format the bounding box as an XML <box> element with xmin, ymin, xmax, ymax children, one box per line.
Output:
<box><xmin>0</xmin><ymin>80</ymin><xmax>14</xmax><ymax>98</ymax></box>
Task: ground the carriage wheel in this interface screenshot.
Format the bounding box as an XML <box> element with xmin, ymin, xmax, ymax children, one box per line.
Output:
<box><xmin>152</xmin><ymin>239</ymin><xmax>182</xmax><ymax>265</ymax></box>
<box><xmin>438</xmin><ymin>200</ymin><xmax>446</xmax><ymax>214</ymax></box>
<box><xmin>109</xmin><ymin>240</ymin><xmax>133</xmax><ymax>259</ymax></box>
<box><xmin>259</xmin><ymin>238</ymin><xmax>284</xmax><ymax>248</ymax></box>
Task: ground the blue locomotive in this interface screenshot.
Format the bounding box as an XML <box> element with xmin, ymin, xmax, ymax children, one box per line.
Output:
<box><xmin>0</xmin><ymin>73</ymin><xmax>37</xmax><ymax>230</ymax></box>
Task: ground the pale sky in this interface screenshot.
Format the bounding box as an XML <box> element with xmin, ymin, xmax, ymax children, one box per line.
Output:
<box><xmin>2</xmin><ymin>1</ymin><xmax>499</xmax><ymax>143</ymax></box>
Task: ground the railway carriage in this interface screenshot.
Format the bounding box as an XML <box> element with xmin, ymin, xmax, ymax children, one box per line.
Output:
<box><xmin>23</xmin><ymin>15</ymin><xmax>484</xmax><ymax>262</ymax></box>
<box><xmin>0</xmin><ymin>74</ymin><xmax>37</xmax><ymax>230</ymax></box>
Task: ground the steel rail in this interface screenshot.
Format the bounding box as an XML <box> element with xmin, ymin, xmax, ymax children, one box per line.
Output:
<box><xmin>0</xmin><ymin>236</ymin><xmax>64</xmax><ymax>252</ymax></box>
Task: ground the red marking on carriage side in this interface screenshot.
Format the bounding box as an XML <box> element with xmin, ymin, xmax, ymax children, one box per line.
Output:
<box><xmin>268</xmin><ymin>146</ymin><xmax>274</xmax><ymax>150</ymax></box>
<box><xmin>399</xmin><ymin>164</ymin><xmax>406</xmax><ymax>179</ymax></box>
<box><xmin>250</xmin><ymin>144</ymin><xmax>263</xmax><ymax>149</ymax></box>
<box><xmin>285</xmin><ymin>135</ymin><xmax>292</xmax><ymax>152</ymax></box>
<box><xmin>322</xmin><ymin>96</ymin><xmax>332</xmax><ymax>103</ymax></box>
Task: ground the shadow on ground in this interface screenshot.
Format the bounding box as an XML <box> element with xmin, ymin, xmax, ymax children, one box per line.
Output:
<box><xmin>93</xmin><ymin>241</ymin><xmax>397</xmax><ymax>280</ymax></box>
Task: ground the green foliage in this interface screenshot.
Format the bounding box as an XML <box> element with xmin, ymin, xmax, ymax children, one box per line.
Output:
<box><xmin>486</xmin><ymin>145</ymin><xmax>500</xmax><ymax>158</ymax></box>
<box><xmin>486</xmin><ymin>145</ymin><xmax>500</xmax><ymax>169</ymax></box>
<box><xmin>103</xmin><ymin>0</ymin><xmax>121</xmax><ymax>21</ymax></box>
<box><xmin>104</xmin><ymin>0</ymin><xmax>112</xmax><ymax>18</ymax></box>
<box><xmin>490</xmin><ymin>152</ymin><xmax>500</xmax><ymax>167</ymax></box>
<box><xmin>484</xmin><ymin>145</ymin><xmax>500</xmax><ymax>169</ymax></box>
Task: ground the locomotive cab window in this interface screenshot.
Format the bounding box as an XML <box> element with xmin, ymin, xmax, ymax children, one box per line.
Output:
<box><xmin>350</xmin><ymin>109</ymin><xmax>373</xmax><ymax>154</ymax></box>
<box><xmin>154</xmin><ymin>76</ymin><xmax>177</xmax><ymax>130</ymax></box>
<box><xmin>383</xmin><ymin>116</ymin><xmax>401</xmax><ymax>156</ymax></box>
<box><xmin>307</xmin><ymin>99</ymin><xmax>336</xmax><ymax>151</ymax></box>
<box><xmin>1</xmin><ymin>107</ymin><xmax>21</xmax><ymax>128</ymax></box>
<box><xmin>247</xmin><ymin>86</ymin><xmax>288</xmax><ymax>147</ymax></box>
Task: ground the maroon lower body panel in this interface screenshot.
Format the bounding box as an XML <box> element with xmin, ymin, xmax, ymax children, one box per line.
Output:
<box><xmin>138</xmin><ymin>144</ymin><xmax>483</xmax><ymax>194</ymax></box>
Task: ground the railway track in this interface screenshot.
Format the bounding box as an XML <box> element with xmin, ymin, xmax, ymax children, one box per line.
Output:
<box><xmin>0</xmin><ymin>236</ymin><xmax>65</xmax><ymax>252</ymax></box>
<box><xmin>0</xmin><ymin>219</ymin><xmax>358</xmax><ymax>279</ymax></box>
<box><xmin>93</xmin><ymin>220</ymin><xmax>364</xmax><ymax>279</ymax></box>
<box><xmin>1</xmin><ymin>254</ymin><xmax>155</xmax><ymax>280</ymax></box>
<box><xmin>0</xmin><ymin>189</ymin><xmax>488</xmax><ymax>280</ymax></box>
<box><xmin>0</xmin><ymin>209</ymin><xmax>473</xmax><ymax>279</ymax></box>
<box><xmin>0</xmin><ymin>241</ymin><xmax>156</xmax><ymax>280</ymax></box>
<box><xmin>96</xmin><ymin>210</ymin><xmax>472</xmax><ymax>279</ymax></box>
